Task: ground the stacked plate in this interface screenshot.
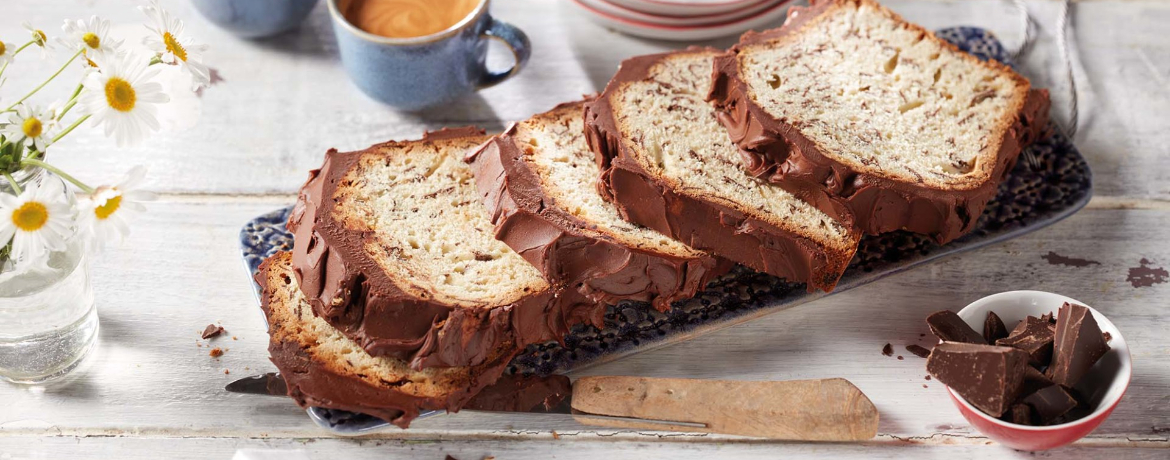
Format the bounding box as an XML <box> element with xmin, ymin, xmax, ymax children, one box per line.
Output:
<box><xmin>568</xmin><ymin>0</ymin><xmax>796</xmax><ymax>41</ymax></box>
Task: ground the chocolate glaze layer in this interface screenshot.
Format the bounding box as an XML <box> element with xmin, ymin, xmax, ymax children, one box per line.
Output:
<box><xmin>257</xmin><ymin>254</ymin><xmax>515</xmax><ymax>429</ymax></box>
<box><xmin>708</xmin><ymin>0</ymin><xmax>1052</xmax><ymax>244</ymax></box>
<box><xmin>288</xmin><ymin>128</ymin><xmax>568</xmax><ymax>370</ymax></box>
<box><xmin>584</xmin><ymin>50</ymin><xmax>856</xmax><ymax>292</ymax></box>
<box><xmin>463</xmin><ymin>373</ymin><xmax>572</xmax><ymax>412</ymax></box>
<box><xmin>466</xmin><ymin>101</ymin><xmax>726</xmax><ymax>325</ymax></box>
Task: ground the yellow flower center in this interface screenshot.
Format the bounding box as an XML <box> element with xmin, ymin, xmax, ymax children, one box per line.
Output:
<box><xmin>21</xmin><ymin>117</ymin><xmax>42</xmax><ymax>139</ymax></box>
<box><xmin>0</xmin><ymin>41</ymin><xmax>7</xmax><ymax>56</ymax></box>
<box><xmin>163</xmin><ymin>32</ymin><xmax>187</xmax><ymax>62</ymax></box>
<box><xmin>104</xmin><ymin>77</ymin><xmax>136</xmax><ymax>112</ymax></box>
<box><xmin>94</xmin><ymin>194</ymin><xmax>122</xmax><ymax>220</ymax></box>
<box><xmin>83</xmin><ymin>32</ymin><xmax>100</xmax><ymax>49</ymax></box>
<box><xmin>33</xmin><ymin>30</ymin><xmax>46</xmax><ymax>45</ymax></box>
<box><xmin>12</xmin><ymin>202</ymin><xmax>49</xmax><ymax>232</ymax></box>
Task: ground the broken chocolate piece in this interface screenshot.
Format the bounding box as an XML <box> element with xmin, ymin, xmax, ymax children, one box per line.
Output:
<box><xmin>1004</xmin><ymin>403</ymin><xmax>1035</xmax><ymax>426</ymax></box>
<box><xmin>201</xmin><ymin>324</ymin><xmax>225</xmax><ymax>339</ymax></box>
<box><xmin>1022</xmin><ymin>385</ymin><xmax>1078</xmax><ymax>424</ymax></box>
<box><xmin>984</xmin><ymin>311</ymin><xmax>1009</xmax><ymax>343</ymax></box>
<box><xmin>926</xmin><ymin>342</ymin><xmax>1028</xmax><ymax>417</ymax></box>
<box><xmin>906</xmin><ymin>344</ymin><xmax>931</xmax><ymax>359</ymax></box>
<box><xmin>882</xmin><ymin>343</ymin><xmax>894</xmax><ymax>356</ymax></box>
<box><xmin>1047</xmin><ymin>303</ymin><xmax>1110</xmax><ymax>387</ymax></box>
<box><xmin>1019</xmin><ymin>366</ymin><xmax>1056</xmax><ymax>398</ymax></box>
<box><xmin>926</xmin><ymin>310</ymin><xmax>986</xmax><ymax>344</ymax></box>
<box><xmin>996</xmin><ymin>316</ymin><xmax>1055</xmax><ymax>365</ymax></box>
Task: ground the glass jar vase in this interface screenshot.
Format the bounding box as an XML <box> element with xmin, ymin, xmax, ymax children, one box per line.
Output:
<box><xmin>0</xmin><ymin>167</ymin><xmax>97</xmax><ymax>384</ymax></box>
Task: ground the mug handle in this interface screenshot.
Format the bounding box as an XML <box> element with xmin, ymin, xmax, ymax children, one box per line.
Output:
<box><xmin>477</xmin><ymin>17</ymin><xmax>531</xmax><ymax>89</ymax></box>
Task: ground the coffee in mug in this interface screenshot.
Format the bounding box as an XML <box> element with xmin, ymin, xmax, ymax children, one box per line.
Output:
<box><xmin>340</xmin><ymin>0</ymin><xmax>481</xmax><ymax>39</ymax></box>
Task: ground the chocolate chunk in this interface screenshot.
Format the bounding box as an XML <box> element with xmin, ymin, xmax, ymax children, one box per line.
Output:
<box><xmin>983</xmin><ymin>311</ymin><xmax>1009</xmax><ymax>343</ymax></box>
<box><xmin>906</xmin><ymin>344</ymin><xmax>931</xmax><ymax>359</ymax></box>
<box><xmin>201</xmin><ymin>324</ymin><xmax>225</xmax><ymax>339</ymax></box>
<box><xmin>882</xmin><ymin>343</ymin><xmax>894</xmax><ymax>356</ymax></box>
<box><xmin>1047</xmin><ymin>303</ymin><xmax>1110</xmax><ymax>387</ymax></box>
<box><xmin>996</xmin><ymin>316</ymin><xmax>1055</xmax><ymax>365</ymax></box>
<box><xmin>1003</xmin><ymin>403</ymin><xmax>1035</xmax><ymax>426</ymax></box>
<box><xmin>1040</xmin><ymin>311</ymin><xmax>1057</xmax><ymax>333</ymax></box>
<box><xmin>926</xmin><ymin>310</ymin><xmax>986</xmax><ymax>344</ymax></box>
<box><xmin>926</xmin><ymin>342</ymin><xmax>1028</xmax><ymax>417</ymax></box>
<box><xmin>1103</xmin><ymin>331</ymin><xmax>1112</xmax><ymax>343</ymax></box>
<box><xmin>1019</xmin><ymin>366</ymin><xmax>1056</xmax><ymax>398</ymax></box>
<box><xmin>1022</xmin><ymin>385</ymin><xmax>1078</xmax><ymax>424</ymax></box>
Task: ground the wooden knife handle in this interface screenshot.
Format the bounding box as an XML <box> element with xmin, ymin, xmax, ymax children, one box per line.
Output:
<box><xmin>570</xmin><ymin>376</ymin><xmax>878</xmax><ymax>441</ymax></box>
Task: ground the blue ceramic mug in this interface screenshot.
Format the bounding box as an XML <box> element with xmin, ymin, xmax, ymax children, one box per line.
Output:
<box><xmin>327</xmin><ymin>0</ymin><xmax>531</xmax><ymax>110</ymax></box>
<box><xmin>192</xmin><ymin>0</ymin><xmax>321</xmax><ymax>38</ymax></box>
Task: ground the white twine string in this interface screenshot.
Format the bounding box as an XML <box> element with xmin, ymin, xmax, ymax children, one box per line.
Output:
<box><xmin>1010</xmin><ymin>0</ymin><xmax>1079</xmax><ymax>139</ymax></box>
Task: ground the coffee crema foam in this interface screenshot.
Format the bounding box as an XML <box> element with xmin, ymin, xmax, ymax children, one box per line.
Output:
<box><xmin>341</xmin><ymin>0</ymin><xmax>480</xmax><ymax>39</ymax></box>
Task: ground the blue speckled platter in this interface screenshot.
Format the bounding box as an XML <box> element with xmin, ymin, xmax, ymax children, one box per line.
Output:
<box><xmin>238</xmin><ymin>28</ymin><xmax>1092</xmax><ymax>434</ymax></box>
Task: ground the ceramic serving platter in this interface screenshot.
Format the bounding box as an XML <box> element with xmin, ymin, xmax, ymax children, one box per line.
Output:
<box><xmin>238</xmin><ymin>28</ymin><xmax>1092</xmax><ymax>434</ymax></box>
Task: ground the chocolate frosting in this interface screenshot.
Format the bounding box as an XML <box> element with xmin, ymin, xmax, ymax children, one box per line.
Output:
<box><xmin>584</xmin><ymin>50</ymin><xmax>855</xmax><ymax>292</ymax></box>
<box><xmin>257</xmin><ymin>254</ymin><xmax>515</xmax><ymax>429</ymax></box>
<box><xmin>288</xmin><ymin>128</ymin><xmax>568</xmax><ymax>370</ymax></box>
<box><xmin>466</xmin><ymin>100</ymin><xmax>726</xmax><ymax>324</ymax></box>
<box><xmin>708</xmin><ymin>0</ymin><xmax>1052</xmax><ymax>244</ymax></box>
<box><xmin>463</xmin><ymin>373</ymin><xmax>572</xmax><ymax>412</ymax></box>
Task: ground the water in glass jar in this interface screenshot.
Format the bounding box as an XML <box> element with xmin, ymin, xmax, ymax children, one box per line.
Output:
<box><xmin>0</xmin><ymin>237</ymin><xmax>97</xmax><ymax>384</ymax></box>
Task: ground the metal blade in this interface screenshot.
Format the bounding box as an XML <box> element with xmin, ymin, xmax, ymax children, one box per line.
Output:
<box><xmin>226</xmin><ymin>373</ymin><xmax>705</xmax><ymax>429</ymax></box>
<box><xmin>225</xmin><ymin>372</ymin><xmax>288</xmax><ymax>396</ymax></box>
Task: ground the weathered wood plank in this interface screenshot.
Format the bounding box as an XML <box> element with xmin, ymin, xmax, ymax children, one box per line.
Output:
<box><xmin>0</xmin><ymin>435</ymin><xmax>1166</xmax><ymax>460</ymax></box>
<box><xmin>1</xmin><ymin>1</ymin><xmax>1166</xmax><ymax>200</ymax></box>
<box><xmin>0</xmin><ymin>202</ymin><xmax>1166</xmax><ymax>453</ymax></box>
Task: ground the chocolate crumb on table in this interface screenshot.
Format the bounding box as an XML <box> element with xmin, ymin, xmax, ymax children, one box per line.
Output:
<box><xmin>897</xmin><ymin>356</ymin><xmax>904</xmax><ymax>360</ymax></box>
<box><xmin>906</xmin><ymin>344</ymin><xmax>931</xmax><ymax>358</ymax></box>
<box><xmin>882</xmin><ymin>343</ymin><xmax>894</xmax><ymax>356</ymax></box>
<box><xmin>201</xmin><ymin>324</ymin><xmax>225</xmax><ymax>339</ymax></box>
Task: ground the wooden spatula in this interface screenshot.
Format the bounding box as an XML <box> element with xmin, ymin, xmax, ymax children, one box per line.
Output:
<box><xmin>568</xmin><ymin>376</ymin><xmax>878</xmax><ymax>441</ymax></box>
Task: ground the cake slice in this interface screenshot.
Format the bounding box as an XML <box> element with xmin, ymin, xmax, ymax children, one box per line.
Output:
<box><xmin>709</xmin><ymin>0</ymin><xmax>1051</xmax><ymax>243</ymax></box>
<box><xmin>466</xmin><ymin>100</ymin><xmax>726</xmax><ymax>326</ymax></box>
<box><xmin>258</xmin><ymin>251</ymin><xmax>515</xmax><ymax>428</ymax></box>
<box><xmin>585</xmin><ymin>49</ymin><xmax>861</xmax><ymax>292</ymax></box>
<box><xmin>287</xmin><ymin>128</ymin><xmax>573</xmax><ymax>370</ymax></box>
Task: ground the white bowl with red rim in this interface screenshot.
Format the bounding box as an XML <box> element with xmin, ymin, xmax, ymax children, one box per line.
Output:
<box><xmin>579</xmin><ymin>0</ymin><xmax>779</xmax><ymax>27</ymax></box>
<box><xmin>568</xmin><ymin>0</ymin><xmax>793</xmax><ymax>41</ymax></box>
<box><xmin>607</xmin><ymin>0</ymin><xmax>767</xmax><ymax>16</ymax></box>
<box><xmin>946</xmin><ymin>290</ymin><xmax>1131</xmax><ymax>451</ymax></box>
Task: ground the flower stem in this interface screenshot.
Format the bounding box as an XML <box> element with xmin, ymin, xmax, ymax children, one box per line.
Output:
<box><xmin>19</xmin><ymin>158</ymin><xmax>93</xmax><ymax>193</ymax></box>
<box><xmin>51</xmin><ymin>114</ymin><xmax>90</xmax><ymax>144</ymax></box>
<box><xmin>0</xmin><ymin>40</ymin><xmax>36</xmax><ymax>82</ymax></box>
<box><xmin>2</xmin><ymin>171</ymin><xmax>22</xmax><ymax>195</ymax></box>
<box><xmin>3</xmin><ymin>48</ymin><xmax>85</xmax><ymax>113</ymax></box>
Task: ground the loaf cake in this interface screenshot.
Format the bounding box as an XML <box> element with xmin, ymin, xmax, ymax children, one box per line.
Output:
<box><xmin>709</xmin><ymin>0</ymin><xmax>1051</xmax><ymax>243</ymax></box>
<box><xmin>466</xmin><ymin>100</ymin><xmax>726</xmax><ymax>326</ymax></box>
<box><xmin>287</xmin><ymin>128</ymin><xmax>574</xmax><ymax>370</ymax></box>
<box><xmin>585</xmin><ymin>49</ymin><xmax>862</xmax><ymax>292</ymax></box>
<box><xmin>258</xmin><ymin>251</ymin><xmax>516</xmax><ymax>428</ymax></box>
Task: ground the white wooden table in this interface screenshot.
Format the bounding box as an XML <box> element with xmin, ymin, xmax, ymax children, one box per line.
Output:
<box><xmin>2</xmin><ymin>1</ymin><xmax>1168</xmax><ymax>458</ymax></box>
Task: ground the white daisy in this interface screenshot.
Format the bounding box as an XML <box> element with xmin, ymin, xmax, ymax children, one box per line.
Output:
<box><xmin>2</xmin><ymin>103</ymin><xmax>58</xmax><ymax>152</ymax></box>
<box><xmin>77</xmin><ymin>165</ymin><xmax>154</xmax><ymax>249</ymax></box>
<box><xmin>0</xmin><ymin>39</ymin><xmax>14</xmax><ymax>67</ymax></box>
<box><xmin>80</xmin><ymin>52</ymin><xmax>170</xmax><ymax>147</ymax></box>
<box><xmin>140</xmin><ymin>0</ymin><xmax>210</xmax><ymax>89</ymax></box>
<box><xmin>58</xmin><ymin>16</ymin><xmax>122</xmax><ymax>68</ymax></box>
<box><xmin>22</xmin><ymin>21</ymin><xmax>55</xmax><ymax>58</ymax></box>
<box><xmin>0</xmin><ymin>178</ymin><xmax>74</xmax><ymax>265</ymax></box>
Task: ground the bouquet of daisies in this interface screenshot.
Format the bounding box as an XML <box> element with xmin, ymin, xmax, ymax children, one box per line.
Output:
<box><xmin>0</xmin><ymin>0</ymin><xmax>208</xmax><ymax>273</ymax></box>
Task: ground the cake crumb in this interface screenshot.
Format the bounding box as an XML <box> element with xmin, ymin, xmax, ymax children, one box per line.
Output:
<box><xmin>224</xmin><ymin>369</ymin><xmax>230</xmax><ymax>375</ymax></box>
<box><xmin>897</xmin><ymin>355</ymin><xmax>904</xmax><ymax>360</ymax></box>
<box><xmin>232</xmin><ymin>336</ymin><xmax>238</xmax><ymax>340</ymax></box>
<box><xmin>209</xmin><ymin>348</ymin><xmax>224</xmax><ymax>358</ymax></box>
<box><xmin>551</xmin><ymin>430</ymin><xmax>560</xmax><ymax>440</ymax></box>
